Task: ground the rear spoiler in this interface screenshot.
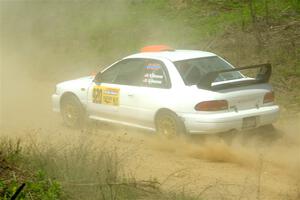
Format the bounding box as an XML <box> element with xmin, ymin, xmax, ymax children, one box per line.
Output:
<box><xmin>197</xmin><ymin>63</ymin><xmax>272</xmax><ymax>91</ymax></box>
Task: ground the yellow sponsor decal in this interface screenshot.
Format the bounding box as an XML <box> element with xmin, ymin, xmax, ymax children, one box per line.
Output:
<box><xmin>92</xmin><ymin>86</ymin><xmax>119</xmax><ymax>106</ymax></box>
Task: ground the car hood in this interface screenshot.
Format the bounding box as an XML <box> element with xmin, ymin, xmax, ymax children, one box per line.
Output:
<box><xmin>56</xmin><ymin>76</ymin><xmax>95</xmax><ymax>91</ymax></box>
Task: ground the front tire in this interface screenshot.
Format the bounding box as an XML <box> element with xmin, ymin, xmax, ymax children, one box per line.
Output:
<box><xmin>61</xmin><ymin>95</ymin><xmax>85</xmax><ymax>128</ymax></box>
<box><xmin>155</xmin><ymin>111</ymin><xmax>185</xmax><ymax>138</ymax></box>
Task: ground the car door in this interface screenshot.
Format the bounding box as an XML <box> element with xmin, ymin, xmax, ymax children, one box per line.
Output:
<box><xmin>87</xmin><ymin>59</ymin><xmax>145</xmax><ymax>122</ymax></box>
<box><xmin>87</xmin><ymin>61</ymin><xmax>120</xmax><ymax>120</ymax></box>
<box><xmin>117</xmin><ymin>58</ymin><xmax>173</xmax><ymax>129</ymax></box>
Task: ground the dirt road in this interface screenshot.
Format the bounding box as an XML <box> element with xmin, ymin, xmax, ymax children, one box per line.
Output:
<box><xmin>84</xmin><ymin>120</ymin><xmax>300</xmax><ymax>200</ymax></box>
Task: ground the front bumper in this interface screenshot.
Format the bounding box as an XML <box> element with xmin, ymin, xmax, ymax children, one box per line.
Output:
<box><xmin>180</xmin><ymin>105</ymin><xmax>279</xmax><ymax>134</ymax></box>
<box><xmin>52</xmin><ymin>94</ymin><xmax>60</xmax><ymax>113</ymax></box>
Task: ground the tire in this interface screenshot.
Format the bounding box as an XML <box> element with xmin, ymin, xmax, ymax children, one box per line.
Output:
<box><xmin>60</xmin><ymin>95</ymin><xmax>85</xmax><ymax>128</ymax></box>
<box><xmin>155</xmin><ymin>111</ymin><xmax>186</xmax><ymax>138</ymax></box>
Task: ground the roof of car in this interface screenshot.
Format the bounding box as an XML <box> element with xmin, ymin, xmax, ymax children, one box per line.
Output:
<box><xmin>125</xmin><ymin>50</ymin><xmax>216</xmax><ymax>62</ymax></box>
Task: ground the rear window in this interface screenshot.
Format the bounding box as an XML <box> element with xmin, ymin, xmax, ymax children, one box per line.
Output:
<box><xmin>174</xmin><ymin>56</ymin><xmax>243</xmax><ymax>86</ymax></box>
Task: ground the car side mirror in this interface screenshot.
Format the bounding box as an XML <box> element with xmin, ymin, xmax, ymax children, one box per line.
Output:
<box><xmin>93</xmin><ymin>72</ymin><xmax>102</xmax><ymax>83</ymax></box>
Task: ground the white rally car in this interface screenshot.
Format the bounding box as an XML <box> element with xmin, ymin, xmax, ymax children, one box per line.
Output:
<box><xmin>52</xmin><ymin>45</ymin><xmax>279</xmax><ymax>136</ymax></box>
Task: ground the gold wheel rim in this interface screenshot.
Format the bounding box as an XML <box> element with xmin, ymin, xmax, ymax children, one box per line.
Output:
<box><xmin>158</xmin><ymin>116</ymin><xmax>177</xmax><ymax>137</ymax></box>
<box><xmin>62</xmin><ymin>103</ymin><xmax>80</xmax><ymax>126</ymax></box>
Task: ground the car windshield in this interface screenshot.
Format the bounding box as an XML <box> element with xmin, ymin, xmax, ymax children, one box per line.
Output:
<box><xmin>174</xmin><ymin>56</ymin><xmax>243</xmax><ymax>86</ymax></box>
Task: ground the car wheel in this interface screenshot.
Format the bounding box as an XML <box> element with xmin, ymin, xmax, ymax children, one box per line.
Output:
<box><xmin>155</xmin><ymin>111</ymin><xmax>185</xmax><ymax>138</ymax></box>
<box><xmin>61</xmin><ymin>95</ymin><xmax>85</xmax><ymax>128</ymax></box>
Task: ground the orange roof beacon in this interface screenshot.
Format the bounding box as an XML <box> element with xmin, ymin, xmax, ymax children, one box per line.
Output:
<box><xmin>140</xmin><ymin>45</ymin><xmax>174</xmax><ymax>52</ymax></box>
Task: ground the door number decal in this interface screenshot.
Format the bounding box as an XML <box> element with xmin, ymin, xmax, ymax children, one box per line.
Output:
<box><xmin>92</xmin><ymin>86</ymin><xmax>120</xmax><ymax>106</ymax></box>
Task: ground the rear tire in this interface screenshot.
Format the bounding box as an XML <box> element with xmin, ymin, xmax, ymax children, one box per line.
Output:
<box><xmin>155</xmin><ymin>111</ymin><xmax>186</xmax><ymax>138</ymax></box>
<box><xmin>61</xmin><ymin>95</ymin><xmax>85</xmax><ymax>128</ymax></box>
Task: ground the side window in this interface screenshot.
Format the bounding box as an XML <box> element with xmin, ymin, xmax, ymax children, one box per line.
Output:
<box><xmin>114</xmin><ymin>59</ymin><xmax>145</xmax><ymax>86</ymax></box>
<box><xmin>142</xmin><ymin>59</ymin><xmax>170</xmax><ymax>89</ymax></box>
<box><xmin>100</xmin><ymin>59</ymin><xmax>144</xmax><ymax>84</ymax></box>
<box><xmin>100</xmin><ymin>63</ymin><xmax>120</xmax><ymax>83</ymax></box>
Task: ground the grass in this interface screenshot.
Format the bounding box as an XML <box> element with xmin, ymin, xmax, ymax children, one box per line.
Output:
<box><xmin>0</xmin><ymin>134</ymin><xmax>202</xmax><ymax>200</ymax></box>
<box><xmin>0</xmin><ymin>171</ymin><xmax>61</xmax><ymax>200</ymax></box>
<box><xmin>0</xmin><ymin>138</ymin><xmax>61</xmax><ymax>200</ymax></box>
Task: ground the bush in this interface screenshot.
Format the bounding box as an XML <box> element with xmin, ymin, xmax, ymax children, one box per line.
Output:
<box><xmin>0</xmin><ymin>138</ymin><xmax>61</xmax><ymax>200</ymax></box>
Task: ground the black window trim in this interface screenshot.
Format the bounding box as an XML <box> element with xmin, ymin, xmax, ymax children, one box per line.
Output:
<box><xmin>99</xmin><ymin>58</ymin><xmax>172</xmax><ymax>89</ymax></box>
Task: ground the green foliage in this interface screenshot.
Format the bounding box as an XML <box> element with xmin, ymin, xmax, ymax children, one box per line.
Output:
<box><xmin>0</xmin><ymin>138</ymin><xmax>22</xmax><ymax>163</ymax></box>
<box><xmin>0</xmin><ymin>139</ymin><xmax>61</xmax><ymax>200</ymax></box>
<box><xmin>1</xmin><ymin>0</ymin><xmax>298</xmax><ymax>79</ymax></box>
<box><xmin>0</xmin><ymin>171</ymin><xmax>61</xmax><ymax>200</ymax></box>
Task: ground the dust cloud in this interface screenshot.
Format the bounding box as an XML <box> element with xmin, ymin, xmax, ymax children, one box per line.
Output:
<box><xmin>0</xmin><ymin>0</ymin><xmax>188</xmax><ymax>130</ymax></box>
<box><xmin>1</xmin><ymin>1</ymin><xmax>300</xmax><ymax>200</ymax></box>
<box><xmin>147</xmin><ymin>122</ymin><xmax>300</xmax><ymax>170</ymax></box>
<box><xmin>133</xmin><ymin>121</ymin><xmax>300</xmax><ymax>199</ymax></box>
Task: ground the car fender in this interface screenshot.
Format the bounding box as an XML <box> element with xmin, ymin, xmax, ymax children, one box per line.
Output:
<box><xmin>55</xmin><ymin>76</ymin><xmax>94</xmax><ymax>108</ymax></box>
